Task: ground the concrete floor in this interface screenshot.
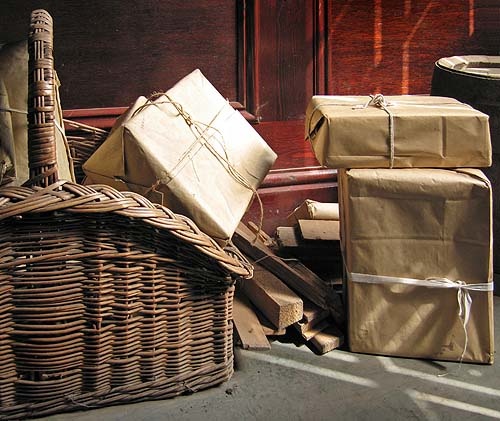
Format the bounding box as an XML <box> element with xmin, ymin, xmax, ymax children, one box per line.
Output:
<box><xmin>40</xmin><ymin>297</ymin><xmax>500</xmax><ymax>421</ymax></box>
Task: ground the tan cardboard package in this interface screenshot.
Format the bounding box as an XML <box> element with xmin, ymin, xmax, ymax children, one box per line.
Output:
<box><xmin>84</xmin><ymin>69</ymin><xmax>277</xmax><ymax>241</ymax></box>
<box><xmin>339</xmin><ymin>168</ymin><xmax>494</xmax><ymax>363</ymax></box>
<box><xmin>306</xmin><ymin>95</ymin><xmax>492</xmax><ymax>169</ymax></box>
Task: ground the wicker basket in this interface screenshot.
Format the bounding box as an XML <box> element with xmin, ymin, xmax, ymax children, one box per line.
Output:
<box><xmin>64</xmin><ymin>120</ymin><xmax>108</xmax><ymax>184</ymax></box>
<box><xmin>0</xmin><ymin>10</ymin><xmax>252</xmax><ymax>420</ymax></box>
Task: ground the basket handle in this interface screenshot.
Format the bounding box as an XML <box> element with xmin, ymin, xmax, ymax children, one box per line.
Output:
<box><xmin>27</xmin><ymin>9</ymin><xmax>58</xmax><ymax>187</ymax></box>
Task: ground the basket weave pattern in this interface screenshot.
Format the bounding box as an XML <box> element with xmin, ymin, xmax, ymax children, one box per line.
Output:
<box><xmin>64</xmin><ymin>120</ymin><xmax>108</xmax><ymax>183</ymax></box>
<box><xmin>0</xmin><ymin>9</ymin><xmax>253</xmax><ymax>418</ymax></box>
<box><xmin>27</xmin><ymin>10</ymin><xmax>58</xmax><ymax>187</ymax></box>
<box><xmin>0</xmin><ymin>182</ymin><xmax>251</xmax><ymax>419</ymax></box>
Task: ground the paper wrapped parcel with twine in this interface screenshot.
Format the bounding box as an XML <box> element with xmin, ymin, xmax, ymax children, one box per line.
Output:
<box><xmin>286</xmin><ymin>199</ymin><xmax>339</xmax><ymax>225</ymax></box>
<box><xmin>83</xmin><ymin>69</ymin><xmax>277</xmax><ymax>241</ymax></box>
<box><xmin>306</xmin><ymin>95</ymin><xmax>492</xmax><ymax>169</ymax></box>
<box><xmin>339</xmin><ymin>168</ymin><xmax>494</xmax><ymax>363</ymax></box>
<box><xmin>0</xmin><ymin>40</ymin><xmax>74</xmax><ymax>185</ymax></box>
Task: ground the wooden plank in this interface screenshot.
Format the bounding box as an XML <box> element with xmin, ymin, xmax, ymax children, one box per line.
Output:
<box><xmin>298</xmin><ymin>219</ymin><xmax>340</xmax><ymax>241</ymax></box>
<box><xmin>309</xmin><ymin>324</ymin><xmax>344</xmax><ymax>355</ymax></box>
<box><xmin>275</xmin><ymin>225</ymin><xmax>343</xmax><ymax>281</ymax></box>
<box><xmin>275</xmin><ymin>225</ymin><xmax>341</xmax><ymax>255</ymax></box>
<box><xmin>285</xmin><ymin>259</ymin><xmax>344</xmax><ymax>327</ymax></box>
<box><xmin>241</xmin><ymin>262</ymin><xmax>303</xmax><ymax>330</ymax></box>
<box><xmin>247</xmin><ymin>221</ymin><xmax>275</xmax><ymax>247</ymax></box>
<box><xmin>233</xmin><ymin>290</ymin><xmax>271</xmax><ymax>350</ymax></box>
<box><xmin>276</xmin><ymin>226</ymin><xmax>301</xmax><ymax>248</ymax></box>
<box><xmin>255</xmin><ymin>309</ymin><xmax>287</xmax><ymax>336</ymax></box>
<box><xmin>296</xmin><ymin>318</ymin><xmax>330</xmax><ymax>341</ymax></box>
<box><xmin>293</xmin><ymin>299</ymin><xmax>330</xmax><ymax>340</ymax></box>
<box><xmin>233</xmin><ymin>223</ymin><xmax>328</xmax><ymax>309</ymax></box>
<box><xmin>302</xmin><ymin>299</ymin><xmax>331</xmax><ymax>324</ymax></box>
<box><xmin>234</xmin><ymin>223</ymin><xmax>345</xmax><ymax>328</ymax></box>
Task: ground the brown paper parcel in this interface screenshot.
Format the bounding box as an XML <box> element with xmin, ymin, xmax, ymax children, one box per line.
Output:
<box><xmin>0</xmin><ymin>41</ymin><xmax>74</xmax><ymax>185</ymax></box>
<box><xmin>83</xmin><ymin>69</ymin><xmax>277</xmax><ymax>241</ymax></box>
<box><xmin>338</xmin><ymin>168</ymin><xmax>494</xmax><ymax>363</ymax></box>
<box><xmin>286</xmin><ymin>199</ymin><xmax>339</xmax><ymax>225</ymax></box>
<box><xmin>306</xmin><ymin>95</ymin><xmax>492</xmax><ymax>169</ymax></box>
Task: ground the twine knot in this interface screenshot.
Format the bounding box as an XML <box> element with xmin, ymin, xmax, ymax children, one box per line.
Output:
<box><xmin>354</xmin><ymin>93</ymin><xmax>395</xmax><ymax>168</ymax></box>
<box><xmin>368</xmin><ymin>93</ymin><xmax>391</xmax><ymax>109</ymax></box>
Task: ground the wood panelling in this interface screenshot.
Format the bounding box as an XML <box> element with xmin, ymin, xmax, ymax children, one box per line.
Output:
<box><xmin>0</xmin><ymin>1</ymin><xmax>241</xmax><ymax>109</ymax></box>
<box><xmin>327</xmin><ymin>0</ymin><xmax>500</xmax><ymax>95</ymax></box>
<box><xmin>1</xmin><ymin>1</ymin><xmax>497</xmax><ymax>110</ymax></box>
<box><xmin>254</xmin><ymin>120</ymin><xmax>319</xmax><ymax>169</ymax></box>
<box><xmin>251</xmin><ymin>0</ymin><xmax>326</xmax><ymax>121</ymax></box>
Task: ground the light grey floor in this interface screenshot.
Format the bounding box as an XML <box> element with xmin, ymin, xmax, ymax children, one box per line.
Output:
<box><xmin>40</xmin><ymin>297</ymin><xmax>500</xmax><ymax>421</ymax></box>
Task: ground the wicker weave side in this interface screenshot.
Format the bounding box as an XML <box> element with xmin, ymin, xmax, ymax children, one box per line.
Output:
<box><xmin>0</xmin><ymin>181</ymin><xmax>244</xmax><ymax>419</ymax></box>
<box><xmin>64</xmin><ymin>120</ymin><xmax>109</xmax><ymax>183</ymax></box>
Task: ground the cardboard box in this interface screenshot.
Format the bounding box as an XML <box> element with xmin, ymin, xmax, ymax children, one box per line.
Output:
<box><xmin>306</xmin><ymin>95</ymin><xmax>492</xmax><ymax>169</ymax></box>
<box><xmin>84</xmin><ymin>69</ymin><xmax>277</xmax><ymax>241</ymax></box>
<box><xmin>339</xmin><ymin>168</ymin><xmax>494</xmax><ymax>363</ymax></box>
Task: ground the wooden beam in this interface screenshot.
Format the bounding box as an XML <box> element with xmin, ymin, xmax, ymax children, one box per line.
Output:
<box><xmin>285</xmin><ymin>260</ymin><xmax>344</xmax><ymax>327</ymax></box>
<box><xmin>309</xmin><ymin>324</ymin><xmax>344</xmax><ymax>355</ymax></box>
<box><xmin>234</xmin><ymin>223</ymin><xmax>328</xmax><ymax>308</ymax></box>
<box><xmin>297</xmin><ymin>318</ymin><xmax>330</xmax><ymax>341</ymax></box>
<box><xmin>241</xmin><ymin>262</ymin><xmax>303</xmax><ymax>330</ymax></box>
<box><xmin>255</xmin><ymin>309</ymin><xmax>287</xmax><ymax>336</ymax></box>
<box><xmin>233</xmin><ymin>223</ymin><xmax>344</xmax><ymax>328</ymax></box>
<box><xmin>293</xmin><ymin>299</ymin><xmax>330</xmax><ymax>340</ymax></box>
<box><xmin>233</xmin><ymin>290</ymin><xmax>271</xmax><ymax>350</ymax></box>
<box><xmin>298</xmin><ymin>219</ymin><xmax>340</xmax><ymax>241</ymax></box>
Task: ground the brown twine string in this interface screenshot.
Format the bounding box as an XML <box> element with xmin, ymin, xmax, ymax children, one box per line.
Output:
<box><xmin>134</xmin><ymin>92</ymin><xmax>265</xmax><ymax>241</ymax></box>
<box><xmin>254</xmin><ymin>255</ymin><xmax>299</xmax><ymax>264</ymax></box>
<box><xmin>0</xmin><ymin>160</ymin><xmax>5</xmax><ymax>185</ymax></box>
<box><xmin>144</xmin><ymin>178</ymin><xmax>165</xmax><ymax>205</ymax></box>
<box><xmin>0</xmin><ymin>104</ymin><xmax>75</xmax><ymax>182</ymax></box>
<box><xmin>354</xmin><ymin>94</ymin><xmax>395</xmax><ymax>168</ymax></box>
<box><xmin>0</xmin><ymin>106</ymin><xmax>28</xmax><ymax>114</ymax></box>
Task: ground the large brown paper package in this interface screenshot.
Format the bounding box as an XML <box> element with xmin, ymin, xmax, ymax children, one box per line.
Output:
<box><xmin>82</xmin><ymin>95</ymin><xmax>149</xmax><ymax>190</ymax></box>
<box><xmin>0</xmin><ymin>41</ymin><xmax>74</xmax><ymax>185</ymax></box>
<box><xmin>84</xmin><ymin>69</ymin><xmax>277</xmax><ymax>241</ymax></box>
<box><xmin>306</xmin><ymin>95</ymin><xmax>492</xmax><ymax>169</ymax></box>
<box><xmin>339</xmin><ymin>168</ymin><xmax>494</xmax><ymax>363</ymax></box>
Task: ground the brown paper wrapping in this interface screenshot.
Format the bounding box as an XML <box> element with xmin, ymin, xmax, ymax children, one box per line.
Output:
<box><xmin>286</xmin><ymin>199</ymin><xmax>339</xmax><ymax>225</ymax></box>
<box><xmin>339</xmin><ymin>168</ymin><xmax>494</xmax><ymax>363</ymax></box>
<box><xmin>83</xmin><ymin>69</ymin><xmax>277</xmax><ymax>241</ymax></box>
<box><xmin>0</xmin><ymin>41</ymin><xmax>74</xmax><ymax>185</ymax></box>
<box><xmin>306</xmin><ymin>95</ymin><xmax>492</xmax><ymax>169</ymax></box>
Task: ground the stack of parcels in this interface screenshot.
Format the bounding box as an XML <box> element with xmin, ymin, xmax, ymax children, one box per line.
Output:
<box><xmin>83</xmin><ymin>69</ymin><xmax>277</xmax><ymax>242</ymax></box>
<box><xmin>306</xmin><ymin>94</ymin><xmax>494</xmax><ymax>363</ymax></box>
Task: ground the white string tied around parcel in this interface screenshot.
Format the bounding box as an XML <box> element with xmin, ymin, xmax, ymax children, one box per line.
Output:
<box><xmin>349</xmin><ymin>272</ymin><xmax>493</xmax><ymax>363</ymax></box>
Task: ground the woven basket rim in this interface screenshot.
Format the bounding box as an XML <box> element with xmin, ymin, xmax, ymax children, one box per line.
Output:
<box><xmin>0</xmin><ymin>180</ymin><xmax>253</xmax><ymax>278</ymax></box>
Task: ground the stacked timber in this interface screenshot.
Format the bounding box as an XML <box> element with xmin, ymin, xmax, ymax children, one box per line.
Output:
<box><xmin>232</xmin><ymin>220</ymin><xmax>344</xmax><ymax>355</ymax></box>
